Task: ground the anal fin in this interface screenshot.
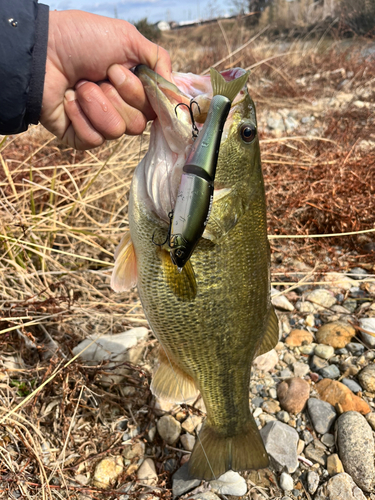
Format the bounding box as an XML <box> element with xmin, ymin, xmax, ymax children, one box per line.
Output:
<box><xmin>256</xmin><ymin>306</ymin><xmax>279</xmax><ymax>357</ymax></box>
<box><xmin>111</xmin><ymin>231</ymin><xmax>137</xmax><ymax>292</ymax></box>
<box><xmin>151</xmin><ymin>348</ymin><xmax>199</xmax><ymax>404</ymax></box>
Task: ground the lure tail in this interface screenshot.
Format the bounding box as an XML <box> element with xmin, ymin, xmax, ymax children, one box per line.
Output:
<box><xmin>210</xmin><ymin>68</ymin><xmax>249</xmax><ymax>102</ymax></box>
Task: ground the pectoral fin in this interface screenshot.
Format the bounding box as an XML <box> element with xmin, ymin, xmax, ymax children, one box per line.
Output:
<box><xmin>111</xmin><ymin>231</ymin><xmax>137</xmax><ymax>292</ymax></box>
<box><xmin>161</xmin><ymin>250</ymin><xmax>197</xmax><ymax>301</ymax></box>
<box><xmin>256</xmin><ymin>306</ymin><xmax>279</xmax><ymax>356</ymax></box>
<box><xmin>151</xmin><ymin>348</ymin><xmax>199</xmax><ymax>404</ymax></box>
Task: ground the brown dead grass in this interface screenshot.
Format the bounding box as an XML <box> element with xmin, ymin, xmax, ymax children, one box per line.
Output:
<box><xmin>0</xmin><ymin>22</ymin><xmax>375</xmax><ymax>499</ymax></box>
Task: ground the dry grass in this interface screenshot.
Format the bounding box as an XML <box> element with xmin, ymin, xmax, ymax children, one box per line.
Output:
<box><xmin>0</xmin><ymin>21</ymin><xmax>375</xmax><ymax>498</ymax></box>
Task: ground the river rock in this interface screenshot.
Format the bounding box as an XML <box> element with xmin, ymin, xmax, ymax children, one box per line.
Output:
<box><xmin>123</xmin><ymin>440</ymin><xmax>145</xmax><ymax>460</ymax></box>
<box><xmin>336</xmin><ymin>411</ymin><xmax>375</xmax><ymax>492</ymax></box>
<box><xmin>279</xmin><ymin>472</ymin><xmax>293</xmax><ymax>491</ymax></box>
<box><xmin>323</xmin><ymin>272</ymin><xmax>357</xmax><ymax>291</ymax></box>
<box><xmin>314</xmin><ymin>473</ymin><xmax>366</xmax><ymax>500</ymax></box>
<box><xmin>341</xmin><ymin>378</ymin><xmax>362</xmax><ymax>393</ymax></box>
<box><xmin>316</xmin><ymin>321</ymin><xmax>355</xmax><ymax>348</ymax></box>
<box><xmin>253</xmin><ymin>349</ymin><xmax>278</xmax><ymax>372</ymax></box>
<box><xmin>310</xmin><ymin>355</ymin><xmax>328</xmax><ymax>372</ymax></box>
<box><xmin>93</xmin><ymin>456</ymin><xmax>124</xmax><ymax>489</ymax></box>
<box><xmin>260</xmin><ymin>421</ymin><xmax>299</xmax><ymax>473</ymax></box>
<box><xmin>190</xmin><ymin>493</ymin><xmax>221</xmax><ymax>500</ymax></box>
<box><xmin>305</xmin><ymin>289</ymin><xmax>336</xmax><ymax>309</ymax></box>
<box><xmin>314</xmin><ymin>344</ymin><xmax>335</xmax><ymax>359</ymax></box>
<box><xmin>137</xmin><ymin>458</ymin><xmax>158</xmax><ymax>485</ymax></box>
<box><xmin>319</xmin><ymin>364</ymin><xmax>340</xmax><ymax>379</ymax></box>
<box><xmin>357</xmin><ymin>363</ymin><xmax>375</xmax><ymax>392</ymax></box>
<box><xmin>180</xmin><ymin>433</ymin><xmax>195</xmax><ymax>451</ymax></box>
<box><xmin>172</xmin><ymin>463</ymin><xmax>200</xmax><ymax>497</ymax></box>
<box><xmin>327</xmin><ymin>453</ymin><xmax>344</xmax><ymax>476</ymax></box>
<box><xmin>181</xmin><ymin>414</ymin><xmax>203</xmax><ymax>434</ymax></box>
<box><xmin>293</xmin><ymin>361</ymin><xmax>310</xmax><ymax>377</ymax></box>
<box><xmin>157</xmin><ymin>415</ymin><xmax>181</xmax><ymax>444</ymax></box>
<box><xmin>277</xmin><ymin>377</ymin><xmax>310</xmax><ymax>414</ymax></box>
<box><xmin>271</xmin><ymin>288</ymin><xmax>294</xmax><ymax>311</ymax></box>
<box><xmin>304</xmin><ymin>441</ymin><xmax>327</xmax><ymax>466</ymax></box>
<box><xmin>315</xmin><ymin>379</ymin><xmax>371</xmax><ymax>414</ymax></box>
<box><xmin>307</xmin><ymin>398</ymin><xmax>336</xmax><ymax>434</ymax></box>
<box><xmin>285</xmin><ymin>329</ymin><xmax>313</xmax><ymax>346</ymax></box>
<box><xmin>307</xmin><ymin>470</ymin><xmax>320</xmax><ymax>494</ymax></box>
<box><xmin>359</xmin><ymin>318</ymin><xmax>375</xmax><ymax>347</ymax></box>
<box><xmin>210</xmin><ymin>470</ymin><xmax>247</xmax><ymax>496</ymax></box>
<box><xmin>366</xmin><ymin>412</ymin><xmax>375</xmax><ymax>430</ymax></box>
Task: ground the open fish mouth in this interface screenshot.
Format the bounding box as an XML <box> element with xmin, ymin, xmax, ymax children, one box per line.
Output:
<box><xmin>133</xmin><ymin>65</ymin><xmax>249</xmax><ymax>223</ymax></box>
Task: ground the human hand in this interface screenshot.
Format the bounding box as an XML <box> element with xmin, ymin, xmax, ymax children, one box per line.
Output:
<box><xmin>41</xmin><ymin>10</ymin><xmax>172</xmax><ymax>150</ymax></box>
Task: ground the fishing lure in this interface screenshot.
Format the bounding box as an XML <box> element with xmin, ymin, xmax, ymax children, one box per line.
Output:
<box><xmin>168</xmin><ymin>68</ymin><xmax>249</xmax><ymax>269</ymax></box>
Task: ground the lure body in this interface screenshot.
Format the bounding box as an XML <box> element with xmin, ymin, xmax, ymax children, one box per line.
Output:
<box><xmin>169</xmin><ymin>95</ymin><xmax>231</xmax><ymax>268</ymax></box>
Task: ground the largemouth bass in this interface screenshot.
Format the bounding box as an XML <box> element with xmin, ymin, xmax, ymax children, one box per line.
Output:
<box><xmin>111</xmin><ymin>66</ymin><xmax>279</xmax><ymax>480</ymax></box>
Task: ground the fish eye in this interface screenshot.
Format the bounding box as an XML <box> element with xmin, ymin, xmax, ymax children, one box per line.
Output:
<box><xmin>240</xmin><ymin>124</ymin><xmax>256</xmax><ymax>143</ymax></box>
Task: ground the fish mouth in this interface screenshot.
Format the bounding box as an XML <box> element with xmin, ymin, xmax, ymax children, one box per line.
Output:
<box><xmin>133</xmin><ymin>65</ymin><xmax>249</xmax><ymax>223</ymax></box>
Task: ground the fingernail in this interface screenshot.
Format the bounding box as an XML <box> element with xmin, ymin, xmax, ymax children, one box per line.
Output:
<box><xmin>108</xmin><ymin>64</ymin><xmax>126</xmax><ymax>86</ymax></box>
<box><xmin>75</xmin><ymin>79</ymin><xmax>89</xmax><ymax>89</ymax></box>
<box><xmin>65</xmin><ymin>89</ymin><xmax>76</xmax><ymax>102</ymax></box>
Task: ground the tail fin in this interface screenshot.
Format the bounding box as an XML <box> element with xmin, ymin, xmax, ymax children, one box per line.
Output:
<box><xmin>210</xmin><ymin>68</ymin><xmax>249</xmax><ymax>102</ymax></box>
<box><xmin>188</xmin><ymin>416</ymin><xmax>269</xmax><ymax>480</ymax></box>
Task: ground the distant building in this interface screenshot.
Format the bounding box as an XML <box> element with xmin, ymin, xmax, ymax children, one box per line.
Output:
<box><xmin>157</xmin><ymin>21</ymin><xmax>171</xmax><ymax>31</ymax></box>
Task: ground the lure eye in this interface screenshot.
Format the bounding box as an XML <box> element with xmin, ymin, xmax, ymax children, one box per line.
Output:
<box><xmin>240</xmin><ymin>124</ymin><xmax>256</xmax><ymax>143</ymax></box>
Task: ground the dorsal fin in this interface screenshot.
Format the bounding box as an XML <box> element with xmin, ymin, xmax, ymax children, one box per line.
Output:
<box><xmin>210</xmin><ymin>68</ymin><xmax>249</xmax><ymax>102</ymax></box>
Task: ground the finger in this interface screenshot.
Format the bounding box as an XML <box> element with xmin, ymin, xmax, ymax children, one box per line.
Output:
<box><xmin>63</xmin><ymin>89</ymin><xmax>105</xmax><ymax>150</ymax></box>
<box><xmin>98</xmin><ymin>81</ymin><xmax>148</xmax><ymax>135</ymax></box>
<box><xmin>134</xmin><ymin>36</ymin><xmax>172</xmax><ymax>82</ymax></box>
<box><xmin>108</xmin><ymin>65</ymin><xmax>156</xmax><ymax>121</ymax></box>
<box><xmin>75</xmin><ymin>80</ymin><xmax>126</xmax><ymax>140</ymax></box>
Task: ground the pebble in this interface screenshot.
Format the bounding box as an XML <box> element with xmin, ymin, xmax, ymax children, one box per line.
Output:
<box><xmin>253</xmin><ymin>349</ymin><xmax>278</xmax><ymax>372</ymax></box>
<box><xmin>304</xmin><ymin>442</ymin><xmax>327</xmax><ymax>466</ymax></box>
<box><xmin>307</xmin><ymin>470</ymin><xmax>320</xmax><ymax>494</ymax></box>
<box><xmin>305</xmin><ymin>289</ymin><xmax>337</xmax><ymax>309</ymax></box>
<box><xmin>277</xmin><ymin>377</ymin><xmax>310</xmax><ymax>414</ymax></box>
<box><xmin>336</xmin><ymin>411</ymin><xmax>375</xmax><ymax>492</ymax></box>
<box><xmin>327</xmin><ymin>453</ymin><xmax>344</xmax><ymax>476</ymax></box>
<box><xmin>365</xmin><ymin>412</ymin><xmax>375</xmax><ymax>430</ymax></box>
<box><xmin>172</xmin><ymin>463</ymin><xmax>200</xmax><ymax>497</ymax></box>
<box><xmin>357</xmin><ymin>363</ymin><xmax>375</xmax><ymax>392</ymax></box>
<box><xmin>319</xmin><ymin>364</ymin><xmax>341</xmax><ymax>379</ymax></box>
<box><xmin>157</xmin><ymin>415</ymin><xmax>181</xmax><ymax>444</ymax></box>
<box><xmin>271</xmin><ymin>288</ymin><xmax>295</xmax><ymax>311</ymax></box>
<box><xmin>310</xmin><ymin>355</ymin><xmax>328</xmax><ymax>372</ymax></box>
<box><xmin>321</xmin><ymin>433</ymin><xmax>335</xmax><ymax>447</ymax></box>
<box><xmin>262</xmin><ymin>399</ymin><xmax>280</xmax><ymax>414</ymax></box>
<box><xmin>348</xmin><ymin>267</ymin><xmax>368</xmax><ymax>279</ymax></box>
<box><xmin>299</xmin><ymin>343</ymin><xmax>316</xmax><ymax>355</ymax></box>
<box><xmin>346</xmin><ymin>342</ymin><xmax>365</xmax><ymax>356</ymax></box>
<box><xmin>260</xmin><ymin>421</ymin><xmax>299</xmax><ymax>473</ymax></box>
<box><xmin>343</xmin><ymin>299</ymin><xmax>357</xmax><ymax>313</ymax></box>
<box><xmin>341</xmin><ymin>378</ymin><xmax>362</xmax><ymax>393</ymax></box>
<box><xmin>181</xmin><ymin>414</ymin><xmax>203</xmax><ymax>434</ymax></box>
<box><xmin>358</xmin><ymin>317</ymin><xmax>375</xmax><ymax>347</ymax></box>
<box><xmin>276</xmin><ymin>410</ymin><xmax>290</xmax><ymax>423</ymax></box>
<box><xmin>210</xmin><ymin>470</ymin><xmax>247</xmax><ymax>496</ymax></box>
<box><xmin>307</xmin><ymin>398</ymin><xmax>336</xmax><ymax>434</ymax></box>
<box><xmin>314</xmin><ymin>344</ymin><xmax>335</xmax><ymax>359</ymax></box>
<box><xmin>279</xmin><ymin>472</ymin><xmax>294</xmax><ymax>491</ymax></box>
<box><xmin>93</xmin><ymin>456</ymin><xmax>124</xmax><ymax>489</ymax></box>
<box><xmin>292</xmin><ymin>361</ymin><xmax>310</xmax><ymax>377</ymax></box>
<box><xmin>180</xmin><ymin>433</ymin><xmax>195</xmax><ymax>451</ymax></box>
<box><xmin>190</xmin><ymin>493</ymin><xmax>221</xmax><ymax>500</ymax></box>
<box><xmin>315</xmin><ymin>321</ymin><xmax>355</xmax><ymax>348</ymax></box>
<box><xmin>123</xmin><ymin>441</ymin><xmax>145</xmax><ymax>460</ymax></box>
<box><xmin>285</xmin><ymin>329</ymin><xmax>313</xmax><ymax>346</ymax></box>
<box><xmin>315</xmin><ymin>379</ymin><xmax>371</xmax><ymax>415</ymax></box>
<box><xmin>137</xmin><ymin>458</ymin><xmax>158</xmax><ymax>486</ymax></box>
<box><xmin>314</xmin><ymin>473</ymin><xmax>366</xmax><ymax>500</ymax></box>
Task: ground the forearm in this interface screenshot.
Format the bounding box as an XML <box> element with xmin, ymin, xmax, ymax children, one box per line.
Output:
<box><xmin>0</xmin><ymin>0</ymin><xmax>49</xmax><ymax>135</ymax></box>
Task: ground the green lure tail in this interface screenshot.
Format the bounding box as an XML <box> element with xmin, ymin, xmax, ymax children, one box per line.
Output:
<box><xmin>210</xmin><ymin>67</ymin><xmax>250</xmax><ymax>102</ymax></box>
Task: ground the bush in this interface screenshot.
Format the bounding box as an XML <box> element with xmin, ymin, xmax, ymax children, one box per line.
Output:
<box><xmin>134</xmin><ymin>18</ymin><xmax>161</xmax><ymax>42</ymax></box>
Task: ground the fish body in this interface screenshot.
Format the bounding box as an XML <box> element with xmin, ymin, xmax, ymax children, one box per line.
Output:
<box><xmin>112</xmin><ymin>66</ymin><xmax>279</xmax><ymax>480</ymax></box>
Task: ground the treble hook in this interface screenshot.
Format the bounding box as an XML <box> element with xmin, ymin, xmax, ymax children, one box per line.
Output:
<box><xmin>175</xmin><ymin>99</ymin><xmax>201</xmax><ymax>139</ymax></box>
<box><xmin>151</xmin><ymin>211</ymin><xmax>174</xmax><ymax>247</ymax></box>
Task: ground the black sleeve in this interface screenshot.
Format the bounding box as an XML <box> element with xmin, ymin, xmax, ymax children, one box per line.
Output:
<box><xmin>0</xmin><ymin>1</ymin><xmax>49</xmax><ymax>135</ymax></box>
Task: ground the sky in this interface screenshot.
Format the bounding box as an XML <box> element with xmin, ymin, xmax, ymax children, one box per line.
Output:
<box><xmin>48</xmin><ymin>0</ymin><xmax>239</xmax><ymax>24</ymax></box>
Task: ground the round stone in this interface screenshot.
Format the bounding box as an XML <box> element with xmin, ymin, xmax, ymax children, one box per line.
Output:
<box><xmin>157</xmin><ymin>415</ymin><xmax>181</xmax><ymax>444</ymax></box>
<box><xmin>358</xmin><ymin>364</ymin><xmax>375</xmax><ymax>392</ymax></box>
<box><xmin>316</xmin><ymin>321</ymin><xmax>355</xmax><ymax>348</ymax></box>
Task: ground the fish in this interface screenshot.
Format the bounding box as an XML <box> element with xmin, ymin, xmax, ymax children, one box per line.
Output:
<box><xmin>111</xmin><ymin>65</ymin><xmax>279</xmax><ymax>480</ymax></box>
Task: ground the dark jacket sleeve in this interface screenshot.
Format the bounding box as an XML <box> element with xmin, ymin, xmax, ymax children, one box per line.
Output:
<box><xmin>0</xmin><ymin>0</ymin><xmax>49</xmax><ymax>135</ymax></box>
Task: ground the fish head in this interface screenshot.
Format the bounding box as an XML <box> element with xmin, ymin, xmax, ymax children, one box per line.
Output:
<box><xmin>134</xmin><ymin>65</ymin><xmax>259</xmax><ymax>224</ymax></box>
